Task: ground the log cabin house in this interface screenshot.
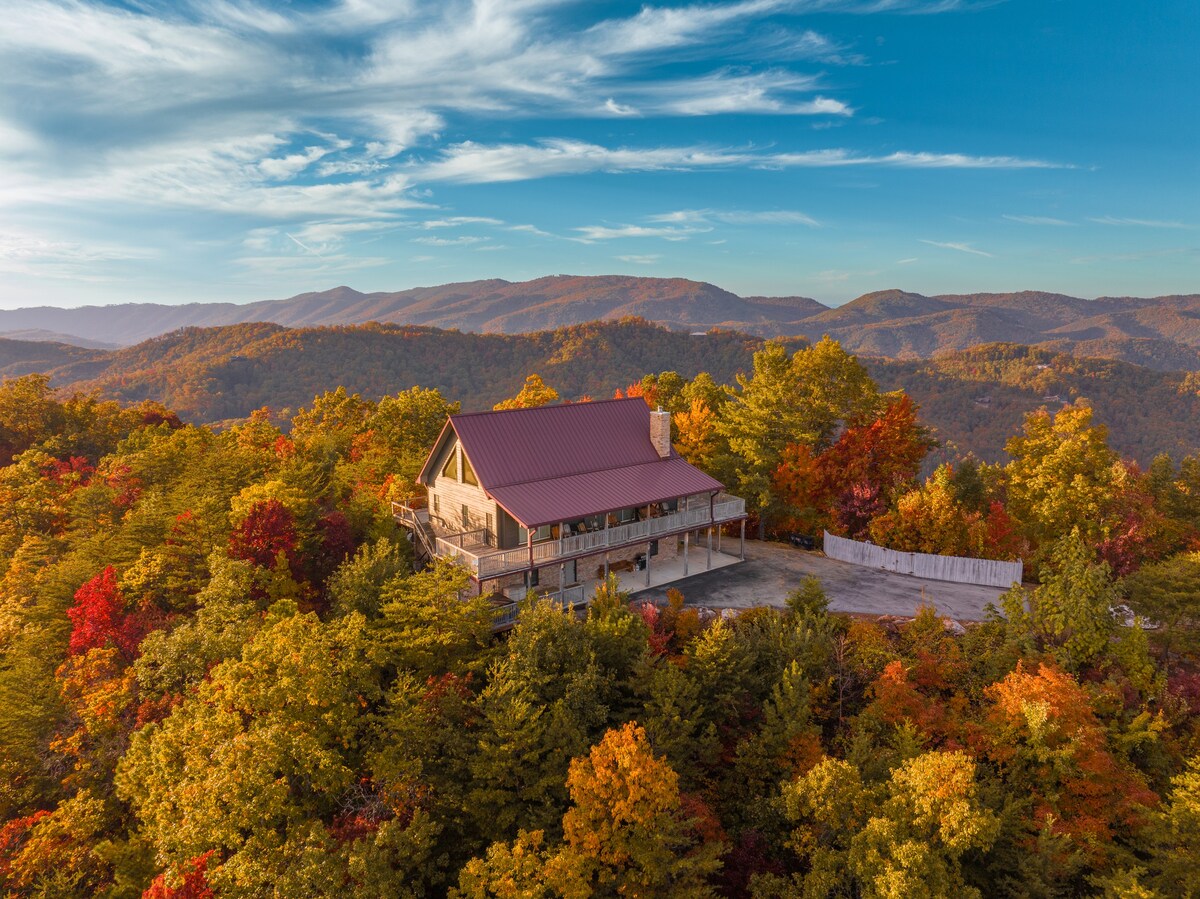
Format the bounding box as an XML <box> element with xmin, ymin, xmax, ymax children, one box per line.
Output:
<box><xmin>393</xmin><ymin>397</ymin><xmax>748</xmax><ymax>624</ymax></box>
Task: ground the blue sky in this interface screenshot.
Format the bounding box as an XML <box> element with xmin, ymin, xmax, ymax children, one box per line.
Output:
<box><xmin>0</xmin><ymin>0</ymin><xmax>1196</xmax><ymax>308</ymax></box>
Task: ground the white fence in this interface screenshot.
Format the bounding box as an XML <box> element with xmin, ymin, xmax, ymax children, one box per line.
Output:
<box><xmin>822</xmin><ymin>532</ymin><xmax>1022</xmax><ymax>589</ymax></box>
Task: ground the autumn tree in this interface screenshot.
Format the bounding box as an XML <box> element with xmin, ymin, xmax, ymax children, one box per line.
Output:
<box><xmin>493</xmin><ymin>375</ymin><xmax>559</xmax><ymax>410</ymax></box>
<box><xmin>458</xmin><ymin>722</ymin><xmax>724</xmax><ymax>898</ymax></box>
<box><xmin>1123</xmin><ymin>553</ymin><xmax>1200</xmax><ymax>667</ymax></box>
<box><xmin>1002</xmin><ymin>530</ymin><xmax>1120</xmax><ymax>672</ymax></box>
<box><xmin>773</xmin><ymin>751</ymin><xmax>998</xmax><ymax>899</ymax></box>
<box><xmin>1004</xmin><ymin>402</ymin><xmax>1120</xmax><ymax>563</ymax></box>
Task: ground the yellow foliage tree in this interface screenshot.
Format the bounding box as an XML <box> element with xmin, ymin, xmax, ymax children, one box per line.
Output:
<box><xmin>493</xmin><ymin>375</ymin><xmax>560</xmax><ymax>411</ymax></box>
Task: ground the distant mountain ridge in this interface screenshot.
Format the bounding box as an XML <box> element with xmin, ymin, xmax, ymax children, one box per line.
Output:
<box><xmin>3</xmin><ymin>276</ymin><xmax>1199</xmax><ymax>370</ymax></box>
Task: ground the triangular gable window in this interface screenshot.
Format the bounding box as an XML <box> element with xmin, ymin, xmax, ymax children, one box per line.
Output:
<box><xmin>441</xmin><ymin>448</ymin><xmax>458</xmax><ymax>480</ymax></box>
<box><xmin>461</xmin><ymin>453</ymin><xmax>478</xmax><ymax>486</ymax></box>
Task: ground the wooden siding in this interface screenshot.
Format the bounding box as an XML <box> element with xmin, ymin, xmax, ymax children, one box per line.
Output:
<box><xmin>427</xmin><ymin>436</ymin><xmax>498</xmax><ymax>539</ymax></box>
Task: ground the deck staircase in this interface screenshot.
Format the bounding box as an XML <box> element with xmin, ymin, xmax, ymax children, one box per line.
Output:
<box><xmin>392</xmin><ymin>502</ymin><xmax>437</xmax><ymax>568</ymax></box>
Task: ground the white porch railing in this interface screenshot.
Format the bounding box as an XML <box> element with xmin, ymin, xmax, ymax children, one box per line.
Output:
<box><xmin>415</xmin><ymin>493</ymin><xmax>746</xmax><ymax>580</ymax></box>
<box><xmin>491</xmin><ymin>583</ymin><xmax>589</xmax><ymax>630</ymax></box>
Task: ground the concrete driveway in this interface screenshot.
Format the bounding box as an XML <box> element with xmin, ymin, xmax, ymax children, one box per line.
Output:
<box><xmin>635</xmin><ymin>540</ymin><xmax>1012</xmax><ymax>621</ymax></box>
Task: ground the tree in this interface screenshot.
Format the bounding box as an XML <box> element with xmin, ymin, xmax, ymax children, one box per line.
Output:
<box><xmin>1002</xmin><ymin>530</ymin><xmax>1119</xmax><ymax>672</ymax></box>
<box><xmin>378</xmin><ymin>559</ymin><xmax>494</xmax><ymax>679</ymax></box>
<box><xmin>982</xmin><ymin>662</ymin><xmax>1158</xmax><ymax>861</ymax></box>
<box><xmin>1004</xmin><ymin>402</ymin><xmax>1120</xmax><ymax>563</ymax></box>
<box><xmin>493</xmin><ymin>375</ymin><xmax>559</xmax><ymax>411</ymax></box>
<box><xmin>674</xmin><ymin>396</ymin><xmax>720</xmax><ymax>470</ymax></box>
<box><xmin>459</xmin><ymin>722</ymin><xmax>725</xmax><ymax>898</ymax></box>
<box><xmin>717</xmin><ymin>340</ymin><xmax>806</xmax><ymax>526</ymax></box>
<box><xmin>549</xmin><ymin>721</ymin><xmax>725</xmax><ymax>896</ymax></box>
<box><xmin>227</xmin><ymin>498</ymin><xmax>299</xmax><ymax>572</ymax></box>
<box><xmin>1142</xmin><ymin>754</ymin><xmax>1200</xmax><ymax>897</ymax></box>
<box><xmin>1123</xmin><ymin>553</ymin><xmax>1200</xmax><ymax>667</ymax></box>
<box><xmin>869</xmin><ymin>467</ymin><xmax>974</xmax><ymax>556</ymax></box>
<box><xmin>775</xmin><ymin>751</ymin><xmax>998</xmax><ymax>899</ymax></box>
<box><xmin>117</xmin><ymin>607</ymin><xmax>413</xmax><ymax>895</ymax></box>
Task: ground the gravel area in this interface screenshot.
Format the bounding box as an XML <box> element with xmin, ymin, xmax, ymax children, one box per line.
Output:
<box><xmin>635</xmin><ymin>539</ymin><xmax>1011</xmax><ymax>621</ymax></box>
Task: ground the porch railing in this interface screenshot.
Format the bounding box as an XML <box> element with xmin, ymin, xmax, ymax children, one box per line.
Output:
<box><xmin>491</xmin><ymin>583</ymin><xmax>590</xmax><ymax>630</ymax></box>
<box><xmin>415</xmin><ymin>493</ymin><xmax>746</xmax><ymax>580</ymax></box>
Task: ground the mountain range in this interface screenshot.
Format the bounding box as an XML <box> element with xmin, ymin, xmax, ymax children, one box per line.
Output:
<box><xmin>4</xmin><ymin>275</ymin><xmax>1199</xmax><ymax>370</ymax></box>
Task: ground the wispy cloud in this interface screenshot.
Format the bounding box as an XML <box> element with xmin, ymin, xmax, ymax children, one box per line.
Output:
<box><xmin>616</xmin><ymin>254</ymin><xmax>663</xmax><ymax>264</ymax></box>
<box><xmin>919</xmin><ymin>239</ymin><xmax>994</xmax><ymax>257</ymax></box>
<box><xmin>1088</xmin><ymin>216</ymin><xmax>1193</xmax><ymax>229</ymax></box>
<box><xmin>652</xmin><ymin>208</ymin><xmax>821</xmax><ymax>226</ymax></box>
<box><xmin>421</xmin><ymin>216</ymin><xmax>506</xmax><ymax>229</ymax></box>
<box><xmin>1003</xmin><ymin>214</ymin><xmax>1072</xmax><ymax>226</ymax></box>
<box><xmin>574</xmin><ymin>224</ymin><xmax>707</xmax><ymax>242</ymax></box>
<box><xmin>416</xmin><ymin>139</ymin><xmax>1066</xmax><ymax>184</ymax></box>
<box><xmin>413</xmin><ymin>235</ymin><xmax>489</xmax><ymax>246</ymax></box>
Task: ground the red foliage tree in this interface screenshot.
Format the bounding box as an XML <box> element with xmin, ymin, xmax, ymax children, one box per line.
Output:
<box><xmin>0</xmin><ymin>812</ymin><xmax>52</xmax><ymax>883</ymax></box>
<box><xmin>227</xmin><ymin>499</ymin><xmax>298</xmax><ymax>571</ymax></box>
<box><xmin>774</xmin><ymin>396</ymin><xmax>932</xmax><ymax>536</ymax></box>
<box><xmin>142</xmin><ymin>851</ymin><xmax>217</xmax><ymax>899</ymax></box>
<box><xmin>311</xmin><ymin>510</ymin><xmax>355</xmax><ymax>584</ymax></box>
<box><xmin>67</xmin><ymin>567</ymin><xmax>133</xmax><ymax>657</ymax></box>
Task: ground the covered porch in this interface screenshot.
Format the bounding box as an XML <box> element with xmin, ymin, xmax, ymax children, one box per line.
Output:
<box><xmin>489</xmin><ymin>540</ymin><xmax>744</xmax><ymax>630</ymax></box>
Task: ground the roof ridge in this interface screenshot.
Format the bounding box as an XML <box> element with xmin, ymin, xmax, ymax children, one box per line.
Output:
<box><xmin>450</xmin><ymin>396</ymin><xmax>644</xmax><ymax>420</ymax></box>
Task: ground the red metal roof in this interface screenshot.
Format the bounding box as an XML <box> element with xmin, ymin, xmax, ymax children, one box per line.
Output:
<box><xmin>490</xmin><ymin>457</ymin><xmax>723</xmax><ymax>528</ymax></box>
<box><xmin>419</xmin><ymin>397</ymin><xmax>725</xmax><ymax>527</ymax></box>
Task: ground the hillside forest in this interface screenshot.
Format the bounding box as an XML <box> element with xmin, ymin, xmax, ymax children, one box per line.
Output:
<box><xmin>6</xmin><ymin>318</ymin><xmax>1200</xmax><ymax>465</ymax></box>
<box><xmin>1</xmin><ymin>336</ymin><xmax>1199</xmax><ymax>897</ymax></box>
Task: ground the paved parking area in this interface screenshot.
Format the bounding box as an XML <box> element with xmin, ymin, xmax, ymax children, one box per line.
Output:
<box><xmin>635</xmin><ymin>540</ymin><xmax>1011</xmax><ymax>621</ymax></box>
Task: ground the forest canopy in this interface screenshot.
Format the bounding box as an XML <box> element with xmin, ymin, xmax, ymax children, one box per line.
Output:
<box><xmin>0</xmin><ymin>337</ymin><xmax>1199</xmax><ymax>898</ymax></box>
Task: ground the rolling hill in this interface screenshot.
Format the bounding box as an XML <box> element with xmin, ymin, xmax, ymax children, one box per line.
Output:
<box><xmin>5</xmin><ymin>320</ymin><xmax>1199</xmax><ymax>465</ymax></box>
<box><xmin>5</xmin><ymin>276</ymin><xmax>1199</xmax><ymax>371</ymax></box>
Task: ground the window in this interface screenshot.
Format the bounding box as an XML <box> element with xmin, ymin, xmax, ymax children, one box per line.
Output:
<box><xmin>462</xmin><ymin>504</ymin><xmax>470</xmax><ymax>529</ymax></box>
<box><xmin>461</xmin><ymin>453</ymin><xmax>478</xmax><ymax>487</ymax></box>
<box><xmin>441</xmin><ymin>449</ymin><xmax>457</xmax><ymax>480</ymax></box>
<box><xmin>432</xmin><ymin>493</ymin><xmax>439</xmax><ymax>514</ymax></box>
<box><xmin>486</xmin><ymin>512</ymin><xmax>493</xmax><ymax>541</ymax></box>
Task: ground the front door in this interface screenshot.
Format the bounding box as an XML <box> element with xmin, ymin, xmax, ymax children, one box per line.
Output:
<box><xmin>564</xmin><ymin>559</ymin><xmax>576</xmax><ymax>585</ymax></box>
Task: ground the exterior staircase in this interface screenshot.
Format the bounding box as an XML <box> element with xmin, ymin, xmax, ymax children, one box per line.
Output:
<box><xmin>391</xmin><ymin>502</ymin><xmax>437</xmax><ymax>568</ymax></box>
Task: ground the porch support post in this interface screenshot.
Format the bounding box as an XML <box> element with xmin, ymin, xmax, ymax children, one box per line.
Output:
<box><xmin>707</xmin><ymin>527</ymin><xmax>712</xmax><ymax>569</ymax></box>
<box><xmin>559</xmin><ymin>563</ymin><xmax>565</xmax><ymax>606</ymax></box>
<box><xmin>526</xmin><ymin>529</ymin><xmax>534</xmax><ymax>593</ymax></box>
<box><xmin>604</xmin><ymin>551</ymin><xmax>609</xmax><ymax>580</ymax></box>
<box><xmin>739</xmin><ymin>519</ymin><xmax>746</xmax><ymax>561</ymax></box>
<box><xmin>646</xmin><ymin>541</ymin><xmax>652</xmax><ymax>587</ymax></box>
<box><xmin>559</xmin><ymin>522</ymin><xmax>564</xmax><ymax>558</ymax></box>
<box><xmin>683</xmin><ymin>530</ymin><xmax>689</xmax><ymax>576</ymax></box>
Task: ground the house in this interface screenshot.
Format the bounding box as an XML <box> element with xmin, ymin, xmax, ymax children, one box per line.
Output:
<box><xmin>393</xmin><ymin>397</ymin><xmax>748</xmax><ymax>619</ymax></box>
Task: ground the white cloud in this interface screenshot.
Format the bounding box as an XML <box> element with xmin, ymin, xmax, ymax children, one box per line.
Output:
<box><xmin>421</xmin><ymin>216</ymin><xmax>505</xmax><ymax>229</ymax></box>
<box><xmin>1088</xmin><ymin>216</ymin><xmax>1192</xmax><ymax>229</ymax></box>
<box><xmin>574</xmin><ymin>224</ymin><xmax>709</xmax><ymax>242</ymax></box>
<box><xmin>1003</xmin><ymin>214</ymin><xmax>1072</xmax><ymax>226</ymax></box>
<box><xmin>603</xmin><ymin>98</ymin><xmax>639</xmax><ymax>116</ymax></box>
<box><xmin>653</xmin><ymin>208</ymin><xmax>820</xmax><ymax>226</ymax></box>
<box><xmin>416</xmin><ymin>139</ymin><xmax>1065</xmax><ymax>184</ymax></box>
<box><xmin>616</xmin><ymin>254</ymin><xmax>662</xmax><ymax>264</ymax></box>
<box><xmin>413</xmin><ymin>235</ymin><xmax>489</xmax><ymax>246</ymax></box>
<box><xmin>919</xmin><ymin>239</ymin><xmax>993</xmax><ymax>257</ymax></box>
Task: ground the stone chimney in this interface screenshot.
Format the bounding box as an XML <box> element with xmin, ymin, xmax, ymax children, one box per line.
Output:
<box><xmin>649</xmin><ymin>407</ymin><xmax>671</xmax><ymax>459</ymax></box>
